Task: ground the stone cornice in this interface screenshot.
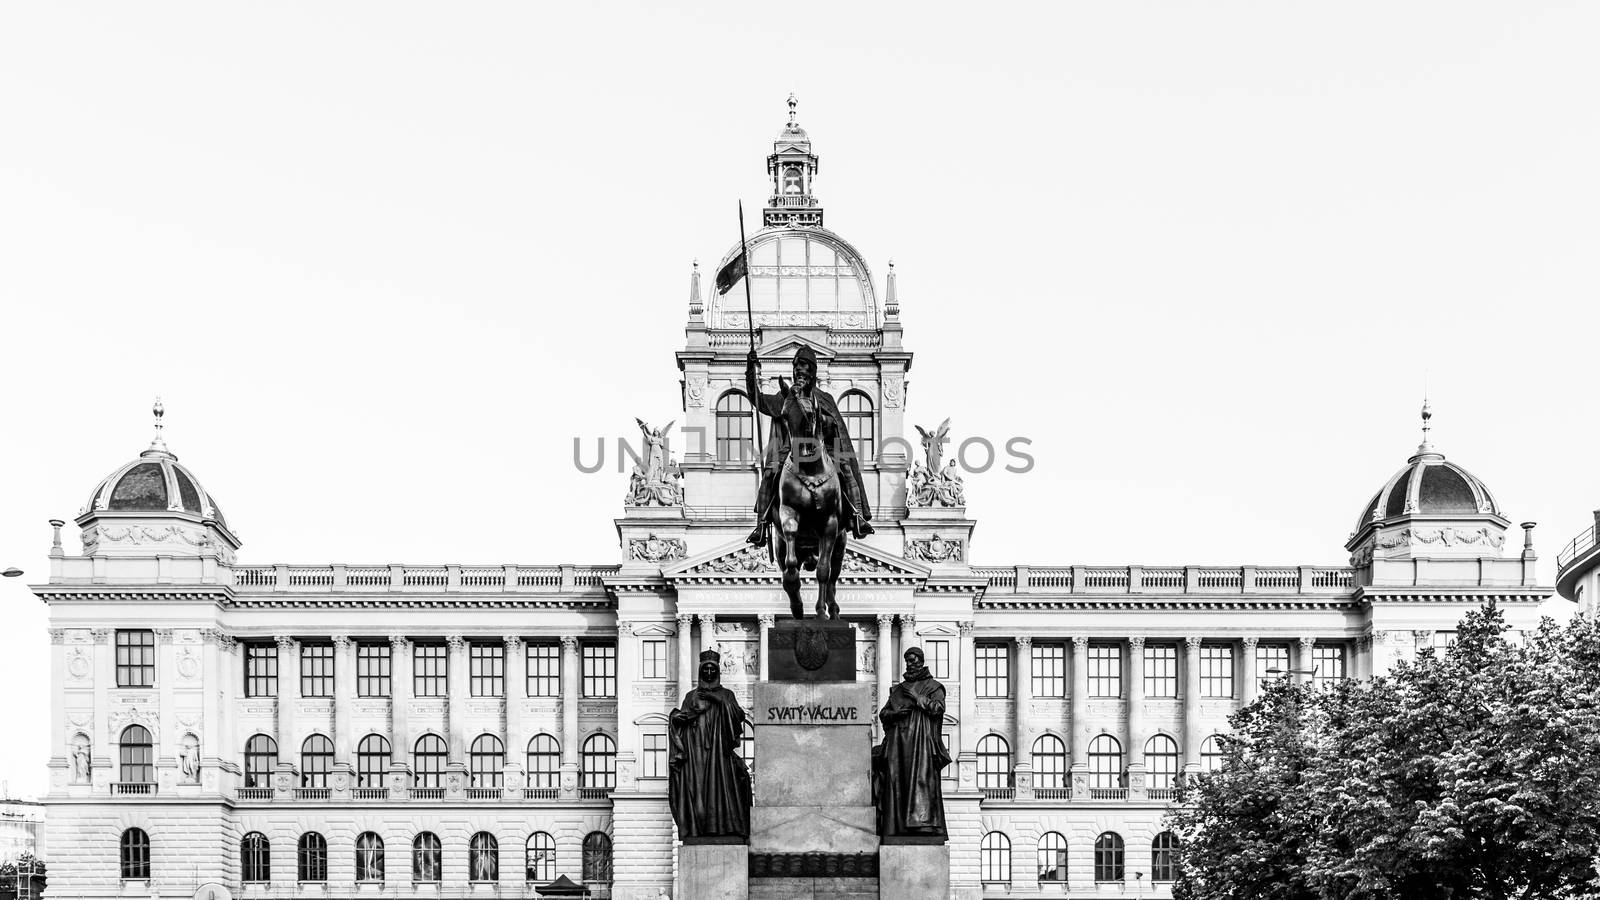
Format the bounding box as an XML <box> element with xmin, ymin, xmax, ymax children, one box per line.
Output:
<box><xmin>1356</xmin><ymin>587</ymin><xmax>1552</xmax><ymax>605</ymax></box>
<box><xmin>225</xmin><ymin>595</ymin><xmax>617</xmax><ymax>610</ymax></box>
<box><xmin>35</xmin><ymin>588</ymin><xmax>231</xmax><ymax>604</ymax></box>
<box><xmin>979</xmin><ymin>595</ymin><xmax>1361</xmax><ymax>611</ymax></box>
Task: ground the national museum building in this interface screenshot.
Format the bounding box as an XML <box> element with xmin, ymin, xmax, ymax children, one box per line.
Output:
<box><xmin>32</xmin><ymin>102</ymin><xmax>1559</xmax><ymax>899</ymax></box>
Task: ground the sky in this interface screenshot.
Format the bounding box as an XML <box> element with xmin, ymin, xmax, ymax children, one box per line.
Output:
<box><xmin>2</xmin><ymin>1</ymin><xmax>1597</xmax><ymax>798</ymax></box>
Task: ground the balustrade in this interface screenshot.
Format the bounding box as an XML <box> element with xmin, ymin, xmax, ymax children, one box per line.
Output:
<box><xmin>111</xmin><ymin>783</ymin><xmax>155</xmax><ymax>796</ymax></box>
<box><xmin>974</xmin><ymin>564</ymin><xmax>1357</xmax><ymax>596</ymax></box>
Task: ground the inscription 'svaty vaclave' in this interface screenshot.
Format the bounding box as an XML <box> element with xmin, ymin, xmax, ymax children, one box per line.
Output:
<box><xmin>764</xmin><ymin>703</ymin><xmax>861</xmax><ymax>723</ymax></box>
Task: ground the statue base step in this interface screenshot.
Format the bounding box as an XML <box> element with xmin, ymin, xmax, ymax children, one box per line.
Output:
<box><xmin>679</xmin><ymin>842</ymin><xmax>748</xmax><ymax>900</ymax></box>
<box><xmin>879</xmin><ymin>842</ymin><xmax>950</xmax><ymax>899</ymax></box>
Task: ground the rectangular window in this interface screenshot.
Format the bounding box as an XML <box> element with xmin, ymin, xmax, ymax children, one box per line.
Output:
<box><xmin>470</xmin><ymin>643</ymin><xmax>505</xmax><ymax>697</ymax></box>
<box><xmin>1433</xmin><ymin>631</ymin><xmax>1457</xmax><ymax>650</ymax></box>
<box><xmin>926</xmin><ymin>639</ymin><xmax>950</xmax><ymax>680</ymax></box>
<box><xmin>526</xmin><ymin>643</ymin><xmax>560</xmax><ymax>697</ymax></box>
<box><xmin>1088</xmin><ymin>643</ymin><xmax>1122</xmax><ymax>698</ymax></box>
<box><xmin>1256</xmin><ymin>643</ymin><xmax>1290</xmax><ymax>691</ymax></box>
<box><xmin>1200</xmin><ymin>644</ymin><xmax>1235</xmax><ymax>698</ymax></box>
<box><xmin>1313</xmin><ymin>644</ymin><xmax>1345</xmax><ymax>689</ymax></box>
<box><xmin>642</xmin><ymin>733</ymin><xmax>667</xmax><ymax>778</ymax></box>
<box><xmin>299</xmin><ymin>642</ymin><xmax>334</xmax><ymax>698</ymax></box>
<box><xmin>641</xmin><ymin>639</ymin><xmax>667</xmax><ymax>679</ymax></box>
<box><xmin>356</xmin><ymin>643</ymin><xmax>391</xmax><ymax>697</ymax></box>
<box><xmin>115</xmin><ymin>629</ymin><xmax>156</xmax><ymax>688</ymax></box>
<box><xmin>582</xmin><ymin>643</ymin><xmax>617</xmax><ymax>698</ymax></box>
<box><xmin>975</xmin><ymin>643</ymin><xmax>1009</xmax><ymax>698</ymax></box>
<box><xmin>244</xmin><ymin>643</ymin><xmax>278</xmax><ymax>698</ymax></box>
<box><xmin>1030</xmin><ymin>643</ymin><xmax>1066</xmax><ymax>698</ymax></box>
<box><xmin>1142</xmin><ymin>644</ymin><xmax>1177</xmax><ymax>698</ymax></box>
<box><xmin>413</xmin><ymin>643</ymin><xmax>448</xmax><ymax>697</ymax></box>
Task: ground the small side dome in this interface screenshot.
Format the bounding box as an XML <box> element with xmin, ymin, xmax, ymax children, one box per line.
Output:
<box><xmin>75</xmin><ymin>400</ymin><xmax>239</xmax><ymax>560</ymax></box>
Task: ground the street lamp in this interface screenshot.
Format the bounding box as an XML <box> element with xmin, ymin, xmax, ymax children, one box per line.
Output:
<box><xmin>1</xmin><ymin>569</ymin><xmax>21</xmax><ymax>578</ymax></box>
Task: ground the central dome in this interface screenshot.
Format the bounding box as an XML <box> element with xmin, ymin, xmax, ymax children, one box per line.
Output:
<box><xmin>708</xmin><ymin>227</ymin><xmax>878</xmax><ymax>331</ymax></box>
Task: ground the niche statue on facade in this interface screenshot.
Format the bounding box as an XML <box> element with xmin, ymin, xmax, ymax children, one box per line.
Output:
<box><xmin>71</xmin><ymin>735</ymin><xmax>91</xmax><ymax>784</ymax></box>
<box><xmin>668</xmin><ymin>650</ymin><xmax>752</xmax><ymax>840</ymax></box>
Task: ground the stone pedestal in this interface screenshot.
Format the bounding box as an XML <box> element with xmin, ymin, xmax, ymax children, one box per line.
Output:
<box><xmin>680</xmin><ymin>843</ymin><xmax>749</xmax><ymax>900</ymax></box>
<box><xmin>879</xmin><ymin>843</ymin><xmax>950</xmax><ymax>900</ymax></box>
<box><xmin>749</xmin><ymin>680</ymin><xmax>879</xmax><ymax>899</ymax></box>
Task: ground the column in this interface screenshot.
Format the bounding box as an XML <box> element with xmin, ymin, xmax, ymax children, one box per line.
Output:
<box><xmin>697</xmin><ymin>613</ymin><xmax>717</xmax><ymax>666</ymax></box>
<box><xmin>1181</xmin><ymin>636</ymin><xmax>1202</xmax><ymax>774</ymax></box>
<box><xmin>676</xmin><ymin>614</ymin><xmax>694</xmax><ymax>693</ymax></box>
<box><xmin>331</xmin><ymin>635</ymin><xmax>354</xmax><ymax>762</ymax></box>
<box><xmin>389</xmin><ymin>635</ymin><xmax>411</xmax><ymax>761</ymax></box>
<box><xmin>274</xmin><ymin>635</ymin><xmax>298</xmax><ymax>759</ymax></box>
<box><xmin>875</xmin><ymin>615</ymin><xmax>893</xmax><ymax>727</ymax></box>
<box><xmin>560</xmin><ymin>635</ymin><xmax>580</xmax><ymax>797</ymax></box>
<box><xmin>957</xmin><ymin>621</ymin><xmax>977</xmax><ymax>754</ymax></box>
<box><xmin>155</xmin><ymin>630</ymin><xmax>176</xmax><ymax>773</ymax></box>
<box><xmin>446</xmin><ymin>634</ymin><xmax>467</xmax><ymax>762</ymax></box>
<box><xmin>1069</xmin><ymin>635</ymin><xmax>1089</xmax><ymax>796</ymax></box>
<box><xmin>1126</xmin><ymin>637</ymin><xmax>1145</xmax><ymax>768</ymax></box>
<box><xmin>92</xmin><ymin>629</ymin><xmax>112</xmax><ymax>791</ymax></box>
<box><xmin>1354</xmin><ymin>634</ymin><xmax>1371</xmax><ymax>681</ymax></box>
<box><xmin>1240</xmin><ymin>637</ymin><xmax>1259</xmax><ymax>706</ymax></box>
<box><xmin>274</xmin><ymin>634</ymin><xmax>298</xmax><ymax>796</ymax></box>
<box><xmin>200</xmin><ymin>630</ymin><xmax>221</xmax><ymax>788</ymax></box>
<box><xmin>1296</xmin><ymin>636</ymin><xmax>1316</xmax><ymax>686</ymax></box>
<box><xmin>218</xmin><ymin>635</ymin><xmax>239</xmax><ymax>793</ymax></box>
<box><xmin>1013</xmin><ymin>636</ymin><xmax>1033</xmax><ymax>798</ymax></box>
<box><xmin>897</xmin><ymin>614</ymin><xmax>917</xmax><ymax>663</ymax></box>
<box><xmin>616</xmin><ymin>622</ymin><xmax>638</xmax><ymax>789</ymax></box>
<box><xmin>757</xmin><ymin>614</ymin><xmax>774</xmax><ymax>680</ymax></box>
<box><xmin>504</xmin><ymin>637</ymin><xmax>524</xmax><ymax>756</ymax></box>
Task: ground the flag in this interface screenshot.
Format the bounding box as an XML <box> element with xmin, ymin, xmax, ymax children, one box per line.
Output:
<box><xmin>715</xmin><ymin>250</ymin><xmax>747</xmax><ymax>295</ymax></box>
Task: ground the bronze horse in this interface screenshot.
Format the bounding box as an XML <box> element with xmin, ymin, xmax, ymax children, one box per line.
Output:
<box><xmin>767</xmin><ymin>389</ymin><xmax>846</xmax><ymax>620</ymax></box>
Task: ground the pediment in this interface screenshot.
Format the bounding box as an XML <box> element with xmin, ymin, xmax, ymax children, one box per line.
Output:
<box><xmin>755</xmin><ymin>333</ymin><xmax>835</xmax><ymax>363</ymax></box>
<box><xmin>664</xmin><ymin>538</ymin><xmax>929</xmax><ymax>582</ymax></box>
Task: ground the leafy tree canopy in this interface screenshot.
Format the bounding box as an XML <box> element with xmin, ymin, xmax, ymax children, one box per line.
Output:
<box><xmin>1169</xmin><ymin>607</ymin><xmax>1600</xmax><ymax>900</ymax></box>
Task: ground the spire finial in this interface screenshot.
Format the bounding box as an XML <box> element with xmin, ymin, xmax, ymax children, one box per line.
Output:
<box><xmin>143</xmin><ymin>396</ymin><xmax>173</xmax><ymax>459</ymax></box>
<box><xmin>1416</xmin><ymin>397</ymin><xmax>1435</xmax><ymax>456</ymax></box>
<box><xmin>787</xmin><ymin>93</ymin><xmax>798</xmax><ymax>126</ymax></box>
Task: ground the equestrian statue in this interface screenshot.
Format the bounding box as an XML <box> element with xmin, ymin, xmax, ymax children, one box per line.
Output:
<box><xmin>744</xmin><ymin>346</ymin><xmax>874</xmax><ymax>620</ymax></box>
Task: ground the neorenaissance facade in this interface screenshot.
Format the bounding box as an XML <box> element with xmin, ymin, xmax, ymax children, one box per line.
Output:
<box><xmin>34</xmin><ymin>101</ymin><xmax>1559</xmax><ymax>900</ymax></box>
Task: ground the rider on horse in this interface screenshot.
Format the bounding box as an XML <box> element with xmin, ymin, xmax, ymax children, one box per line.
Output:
<box><xmin>744</xmin><ymin>346</ymin><xmax>875</xmax><ymax>547</ymax></box>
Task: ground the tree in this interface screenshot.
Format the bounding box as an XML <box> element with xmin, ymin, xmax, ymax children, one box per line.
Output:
<box><xmin>1169</xmin><ymin>607</ymin><xmax>1600</xmax><ymax>900</ymax></box>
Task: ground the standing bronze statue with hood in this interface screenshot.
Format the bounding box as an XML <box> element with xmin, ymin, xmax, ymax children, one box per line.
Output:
<box><xmin>744</xmin><ymin>346</ymin><xmax>875</xmax><ymax>619</ymax></box>
<box><xmin>668</xmin><ymin>650</ymin><xmax>753</xmax><ymax>840</ymax></box>
<box><xmin>872</xmin><ymin>646</ymin><xmax>950</xmax><ymax>840</ymax></box>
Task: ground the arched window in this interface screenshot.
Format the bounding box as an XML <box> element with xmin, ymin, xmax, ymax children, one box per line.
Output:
<box><xmin>119</xmin><ymin>725</ymin><xmax>154</xmax><ymax>784</ymax></box>
<box><xmin>525</xmin><ymin>832</ymin><xmax>556</xmax><ymax>882</ymax></box>
<box><xmin>1200</xmin><ymin>734</ymin><xmax>1227</xmax><ymax>773</ymax></box>
<box><xmin>470</xmin><ymin>734</ymin><xmax>505</xmax><ymax>788</ymax></box>
<box><xmin>357</xmin><ymin>734</ymin><xmax>391</xmax><ymax>787</ymax></box>
<box><xmin>1094</xmin><ymin>832</ymin><xmax>1125</xmax><ymax>883</ymax></box>
<box><xmin>1152</xmin><ymin>831</ymin><xmax>1180</xmax><ymax>883</ymax></box>
<box><xmin>738</xmin><ymin>722</ymin><xmax>756</xmax><ymax>774</ymax></box>
<box><xmin>1145</xmin><ymin>734</ymin><xmax>1180</xmax><ymax>790</ymax></box>
<box><xmin>298</xmin><ymin>833</ymin><xmax>328</xmax><ymax>882</ymax></box>
<box><xmin>1037</xmin><ymin>831</ymin><xmax>1068</xmax><ymax>882</ymax></box>
<box><xmin>241</xmin><ymin>832</ymin><xmax>270</xmax><ymax>883</ymax></box>
<box><xmin>581</xmin><ymin>733</ymin><xmax>617</xmax><ymax>792</ymax></box>
<box><xmin>715</xmin><ymin>391</ymin><xmax>754</xmax><ymax>462</ymax></box>
<box><xmin>1088</xmin><ymin>734</ymin><xmax>1123</xmax><ymax>790</ymax></box>
<box><xmin>301</xmin><ymin>733</ymin><xmax>334</xmax><ymax>788</ymax></box>
<box><xmin>527</xmin><ymin>735</ymin><xmax>561</xmax><ymax>791</ymax></box>
<box><xmin>980</xmin><ymin>831</ymin><xmax>1011</xmax><ymax>883</ymax></box>
<box><xmin>469</xmin><ymin>832</ymin><xmax>499</xmax><ymax>882</ymax></box>
<box><xmin>976</xmin><ymin>734</ymin><xmax>1011</xmax><ymax>792</ymax></box>
<box><xmin>1030</xmin><ymin>734</ymin><xmax>1067</xmax><ymax>790</ymax></box>
<box><xmin>413</xmin><ymin>832</ymin><xmax>442</xmax><ymax>882</ymax></box>
<box><xmin>413</xmin><ymin>734</ymin><xmax>447</xmax><ymax>789</ymax></box>
<box><xmin>838</xmin><ymin>391</ymin><xmax>875</xmax><ymax>462</ymax></box>
<box><xmin>120</xmin><ymin>828</ymin><xmax>151</xmax><ymax>879</ymax></box>
<box><xmin>581</xmin><ymin>832</ymin><xmax>613</xmax><ymax>887</ymax></box>
<box><xmin>355</xmin><ymin>832</ymin><xmax>385</xmax><ymax>882</ymax></box>
<box><xmin>244</xmin><ymin>733</ymin><xmax>277</xmax><ymax>788</ymax></box>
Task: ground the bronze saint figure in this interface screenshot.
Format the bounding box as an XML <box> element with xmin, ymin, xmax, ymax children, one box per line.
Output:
<box><xmin>872</xmin><ymin>646</ymin><xmax>950</xmax><ymax>840</ymax></box>
<box><xmin>668</xmin><ymin>650</ymin><xmax>753</xmax><ymax>840</ymax></box>
<box><xmin>744</xmin><ymin>346</ymin><xmax>874</xmax><ymax>619</ymax></box>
